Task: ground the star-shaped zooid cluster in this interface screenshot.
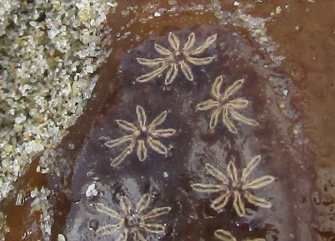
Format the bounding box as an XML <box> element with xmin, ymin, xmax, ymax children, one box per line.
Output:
<box><xmin>95</xmin><ymin>193</ymin><xmax>171</xmax><ymax>240</ymax></box>
<box><xmin>192</xmin><ymin>155</ymin><xmax>275</xmax><ymax>217</ymax></box>
<box><xmin>105</xmin><ymin>105</ymin><xmax>176</xmax><ymax>167</ymax></box>
<box><xmin>136</xmin><ymin>32</ymin><xmax>217</xmax><ymax>85</ymax></box>
<box><xmin>197</xmin><ymin>75</ymin><xmax>259</xmax><ymax>133</ymax></box>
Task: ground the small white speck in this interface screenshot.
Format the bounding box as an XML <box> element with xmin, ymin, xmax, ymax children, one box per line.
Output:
<box><xmin>15</xmin><ymin>115</ymin><xmax>26</xmax><ymax>124</ymax></box>
<box><xmin>233</xmin><ymin>1</ymin><xmax>240</xmax><ymax>6</ymax></box>
<box><xmin>283</xmin><ymin>90</ymin><xmax>288</xmax><ymax>96</ymax></box>
<box><xmin>107</xmin><ymin>1</ymin><xmax>118</xmax><ymax>7</ymax></box>
<box><xmin>154</xmin><ymin>12</ymin><xmax>161</xmax><ymax>17</ymax></box>
<box><xmin>15</xmin><ymin>192</ymin><xmax>24</xmax><ymax>206</ymax></box>
<box><xmin>275</xmin><ymin>6</ymin><xmax>282</xmax><ymax>15</ymax></box>
<box><xmin>86</xmin><ymin>65</ymin><xmax>94</xmax><ymax>73</ymax></box>
<box><xmin>86</xmin><ymin>183</ymin><xmax>98</xmax><ymax>198</ymax></box>
<box><xmin>48</xmin><ymin>27</ymin><xmax>60</xmax><ymax>39</ymax></box>
<box><xmin>135</xmin><ymin>35</ymin><xmax>141</xmax><ymax>42</ymax></box>
<box><xmin>163</xmin><ymin>172</ymin><xmax>169</xmax><ymax>178</ymax></box>
<box><xmin>58</xmin><ymin>234</ymin><xmax>67</xmax><ymax>241</ymax></box>
<box><xmin>30</xmin><ymin>189</ymin><xmax>38</xmax><ymax>198</ymax></box>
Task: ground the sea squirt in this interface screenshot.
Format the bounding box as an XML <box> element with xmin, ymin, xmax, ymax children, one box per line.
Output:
<box><xmin>54</xmin><ymin>25</ymin><xmax>314</xmax><ymax>240</ymax></box>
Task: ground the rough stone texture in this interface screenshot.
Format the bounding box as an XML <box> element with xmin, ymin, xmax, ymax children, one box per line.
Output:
<box><xmin>0</xmin><ymin>0</ymin><xmax>114</xmax><ymax>201</ymax></box>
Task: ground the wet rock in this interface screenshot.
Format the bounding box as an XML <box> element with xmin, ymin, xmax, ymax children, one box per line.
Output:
<box><xmin>54</xmin><ymin>25</ymin><xmax>313</xmax><ymax>240</ymax></box>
